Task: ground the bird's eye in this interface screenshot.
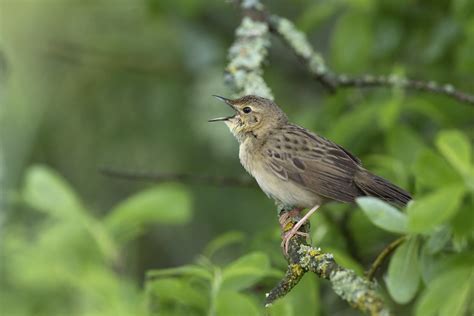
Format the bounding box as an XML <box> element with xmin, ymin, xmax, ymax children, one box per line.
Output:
<box><xmin>243</xmin><ymin>107</ymin><xmax>252</xmax><ymax>113</ymax></box>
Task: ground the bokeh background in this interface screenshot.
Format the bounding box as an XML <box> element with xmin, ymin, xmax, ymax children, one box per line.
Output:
<box><xmin>1</xmin><ymin>0</ymin><xmax>473</xmax><ymax>315</ymax></box>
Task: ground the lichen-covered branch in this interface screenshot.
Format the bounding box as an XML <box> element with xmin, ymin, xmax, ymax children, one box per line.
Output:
<box><xmin>224</xmin><ymin>0</ymin><xmax>273</xmax><ymax>99</ymax></box>
<box><xmin>334</xmin><ymin>74</ymin><xmax>474</xmax><ymax>105</ymax></box>
<box><xmin>225</xmin><ymin>1</ymin><xmax>391</xmax><ymax>315</ymax></box>
<box><xmin>267</xmin><ymin>15</ymin><xmax>337</xmax><ymax>91</ymax></box>
<box><xmin>264</xmin><ymin>211</ymin><xmax>391</xmax><ymax>316</ymax></box>
<box><xmin>241</xmin><ymin>0</ymin><xmax>474</xmax><ymax>105</ymax></box>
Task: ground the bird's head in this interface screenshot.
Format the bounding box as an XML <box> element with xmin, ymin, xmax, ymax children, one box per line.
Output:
<box><xmin>209</xmin><ymin>95</ymin><xmax>288</xmax><ymax>142</ymax></box>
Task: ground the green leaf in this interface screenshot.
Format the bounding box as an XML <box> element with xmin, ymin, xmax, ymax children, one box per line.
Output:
<box><xmin>356</xmin><ymin>197</ymin><xmax>407</xmax><ymax>234</ymax></box>
<box><xmin>221</xmin><ymin>252</ymin><xmax>270</xmax><ymax>291</ymax></box>
<box><xmin>407</xmin><ymin>185</ymin><xmax>465</xmax><ymax>233</ymax></box>
<box><xmin>451</xmin><ymin>204</ymin><xmax>474</xmax><ymax>241</ymax></box>
<box><xmin>415</xmin><ymin>267</ymin><xmax>473</xmax><ymax>316</ymax></box>
<box><xmin>413</xmin><ymin>148</ymin><xmax>463</xmax><ymax>190</ymax></box>
<box><xmin>424</xmin><ymin>226</ymin><xmax>451</xmax><ymax>255</ymax></box>
<box><xmin>419</xmin><ymin>252</ymin><xmax>474</xmax><ymax>285</ymax></box>
<box><xmin>215</xmin><ymin>291</ymin><xmax>260</xmax><ymax>316</ymax></box>
<box><xmin>436</xmin><ymin>130</ymin><xmax>471</xmax><ymax>177</ymax></box>
<box><xmin>203</xmin><ymin>231</ymin><xmax>245</xmax><ymax>258</ymax></box>
<box><xmin>22</xmin><ymin>167</ymin><xmax>118</xmax><ymax>262</ymax></box>
<box><xmin>386</xmin><ymin>236</ymin><xmax>420</xmax><ymax>304</ymax></box>
<box><xmin>147</xmin><ymin>278</ymin><xmax>207</xmax><ymax>310</ymax></box>
<box><xmin>23</xmin><ymin>165</ymin><xmax>83</xmax><ymax>218</ymax></box>
<box><xmin>105</xmin><ymin>184</ymin><xmax>192</xmax><ymax>242</ymax></box>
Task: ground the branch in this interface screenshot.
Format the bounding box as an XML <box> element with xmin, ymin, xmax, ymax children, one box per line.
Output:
<box><xmin>224</xmin><ymin>0</ymin><xmax>273</xmax><ymax>99</ymax></box>
<box><xmin>335</xmin><ymin>74</ymin><xmax>474</xmax><ymax>105</ymax></box>
<box><xmin>225</xmin><ymin>2</ymin><xmax>391</xmax><ymax>315</ymax></box>
<box><xmin>366</xmin><ymin>236</ymin><xmax>406</xmax><ymax>281</ymax></box>
<box><xmin>267</xmin><ymin>15</ymin><xmax>337</xmax><ymax>91</ymax></box>
<box><xmin>264</xmin><ymin>7</ymin><xmax>474</xmax><ymax>105</ymax></box>
<box><xmin>264</xmin><ymin>210</ymin><xmax>390</xmax><ymax>316</ymax></box>
<box><xmin>100</xmin><ymin>167</ymin><xmax>255</xmax><ymax>187</ymax></box>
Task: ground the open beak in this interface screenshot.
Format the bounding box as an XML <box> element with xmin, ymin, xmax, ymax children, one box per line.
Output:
<box><xmin>208</xmin><ymin>95</ymin><xmax>237</xmax><ymax>122</ymax></box>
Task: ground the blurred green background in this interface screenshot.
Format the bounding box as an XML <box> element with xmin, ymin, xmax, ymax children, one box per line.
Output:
<box><xmin>1</xmin><ymin>0</ymin><xmax>473</xmax><ymax>315</ymax></box>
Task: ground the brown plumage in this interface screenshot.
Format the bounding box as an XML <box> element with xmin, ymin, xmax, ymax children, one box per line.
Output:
<box><xmin>264</xmin><ymin>123</ymin><xmax>411</xmax><ymax>206</ymax></box>
<box><xmin>210</xmin><ymin>95</ymin><xmax>411</xmax><ymax>253</ymax></box>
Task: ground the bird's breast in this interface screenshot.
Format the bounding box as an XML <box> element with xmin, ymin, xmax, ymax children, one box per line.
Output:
<box><xmin>239</xmin><ymin>142</ymin><xmax>321</xmax><ymax>208</ymax></box>
<box><xmin>238</xmin><ymin>141</ymin><xmax>258</xmax><ymax>176</ymax></box>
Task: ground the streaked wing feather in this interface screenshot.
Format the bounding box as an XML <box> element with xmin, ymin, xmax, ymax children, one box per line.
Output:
<box><xmin>264</xmin><ymin>125</ymin><xmax>363</xmax><ymax>203</ymax></box>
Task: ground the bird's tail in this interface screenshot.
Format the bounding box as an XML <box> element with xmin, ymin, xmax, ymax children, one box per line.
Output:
<box><xmin>355</xmin><ymin>169</ymin><xmax>411</xmax><ymax>206</ymax></box>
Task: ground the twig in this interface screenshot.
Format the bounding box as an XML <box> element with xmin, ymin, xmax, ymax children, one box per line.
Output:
<box><xmin>267</xmin><ymin>15</ymin><xmax>337</xmax><ymax>91</ymax></box>
<box><xmin>334</xmin><ymin>74</ymin><xmax>474</xmax><ymax>105</ymax></box>
<box><xmin>260</xmin><ymin>5</ymin><xmax>474</xmax><ymax>105</ymax></box>
<box><xmin>100</xmin><ymin>167</ymin><xmax>255</xmax><ymax>187</ymax></box>
<box><xmin>366</xmin><ymin>236</ymin><xmax>407</xmax><ymax>281</ymax></box>
<box><xmin>264</xmin><ymin>210</ymin><xmax>390</xmax><ymax>316</ymax></box>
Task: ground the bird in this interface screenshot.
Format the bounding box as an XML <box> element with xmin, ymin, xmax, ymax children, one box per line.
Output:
<box><xmin>209</xmin><ymin>95</ymin><xmax>412</xmax><ymax>254</ymax></box>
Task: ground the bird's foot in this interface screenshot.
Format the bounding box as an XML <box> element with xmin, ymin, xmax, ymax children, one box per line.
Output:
<box><xmin>281</xmin><ymin>229</ymin><xmax>309</xmax><ymax>255</ymax></box>
<box><xmin>278</xmin><ymin>207</ymin><xmax>303</xmax><ymax>230</ymax></box>
<box><xmin>279</xmin><ymin>205</ymin><xmax>321</xmax><ymax>256</ymax></box>
<box><xmin>279</xmin><ymin>207</ymin><xmax>307</xmax><ymax>256</ymax></box>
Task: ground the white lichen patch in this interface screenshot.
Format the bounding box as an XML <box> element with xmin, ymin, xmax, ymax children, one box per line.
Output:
<box><xmin>330</xmin><ymin>270</ymin><xmax>389</xmax><ymax>316</ymax></box>
<box><xmin>276</xmin><ymin>17</ymin><xmax>327</xmax><ymax>75</ymax></box>
<box><xmin>226</xmin><ymin>17</ymin><xmax>273</xmax><ymax>99</ymax></box>
<box><xmin>331</xmin><ymin>269</ymin><xmax>366</xmax><ymax>300</ymax></box>
<box><xmin>297</xmin><ymin>244</ymin><xmax>334</xmax><ymax>273</ymax></box>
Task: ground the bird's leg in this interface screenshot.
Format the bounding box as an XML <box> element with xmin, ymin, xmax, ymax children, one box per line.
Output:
<box><xmin>279</xmin><ymin>207</ymin><xmax>308</xmax><ymax>253</ymax></box>
<box><xmin>281</xmin><ymin>204</ymin><xmax>320</xmax><ymax>255</ymax></box>
<box><xmin>279</xmin><ymin>207</ymin><xmax>302</xmax><ymax>228</ymax></box>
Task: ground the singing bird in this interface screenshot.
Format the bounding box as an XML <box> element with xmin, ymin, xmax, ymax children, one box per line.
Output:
<box><xmin>209</xmin><ymin>95</ymin><xmax>411</xmax><ymax>253</ymax></box>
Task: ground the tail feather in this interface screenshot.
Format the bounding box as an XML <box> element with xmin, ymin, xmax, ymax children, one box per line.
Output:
<box><xmin>355</xmin><ymin>170</ymin><xmax>411</xmax><ymax>206</ymax></box>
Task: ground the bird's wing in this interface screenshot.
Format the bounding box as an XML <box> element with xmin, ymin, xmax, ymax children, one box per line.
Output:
<box><xmin>263</xmin><ymin>124</ymin><xmax>363</xmax><ymax>203</ymax></box>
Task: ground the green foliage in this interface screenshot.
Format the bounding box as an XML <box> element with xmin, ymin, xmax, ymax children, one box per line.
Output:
<box><xmin>415</xmin><ymin>266</ymin><xmax>473</xmax><ymax>316</ymax></box>
<box><xmin>386</xmin><ymin>236</ymin><xmax>421</xmax><ymax>304</ymax></box>
<box><xmin>145</xmin><ymin>232</ymin><xmax>322</xmax><ymax>316</ymax></box>
<box><xmin>436</xmin><ymin>130</ymin><xmax>474</xmax><ymax>189</ymax></box>
<box><xmin>356</xmin><ymin>197</ymin><xmax>407</xmax><ymax>234</ymax></box>
<box><xmin>105</xmin><ymin>184</ymin><xmax>192</xmax><ymax>242</ymax></box>
<box><xmin>24</xmin><ymin>165</ymin><xmax>84</xmax><ymax>217</ymax></box>
<box><xmin>220</xmin><ymin>252</ymin><xmax>272</xmax><ymax>291</ymax></box>
<box><xmin>407</xmin><ymin>184</ymin><xmax>465</xmax><ymax>233</ymax></box>
<box><xmin>1</xmin><ymin>0</ymin><xmax>473</xmax><ymax>315</ymax></box>
<box><xmin>1</xmin><ymin>165</ymin><xmax>192</xmax><ymax>316</ymax></box>
<box><xmin>357</xmin><ymin>128</ymin><xmax>473</xmax><ymax>311</ymax></box>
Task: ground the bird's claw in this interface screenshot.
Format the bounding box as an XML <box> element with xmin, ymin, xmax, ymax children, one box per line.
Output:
<box><xmin>279</xmin><ymin>204</ymin><xmax>320</xmax><ymax>256</ymax></box>
<box><xmin>281</xmin><ymin>229</ymin><xmax>309</xmax><ymax>256</ymax></box>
